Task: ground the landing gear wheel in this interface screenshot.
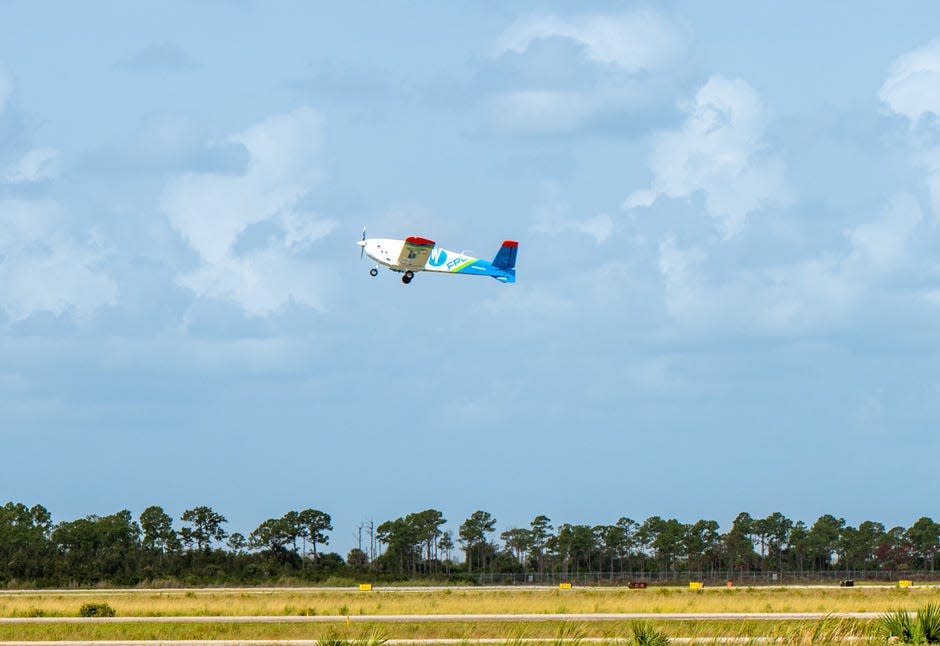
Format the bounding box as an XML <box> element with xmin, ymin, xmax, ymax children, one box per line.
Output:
<box><xmin>369</xmin><ymin>267</ymin><xmax>378</xmax><ymax>277</ymax></box>
<box><xmin>402</xmin><ymin>270</ymin><xmax>414</xmax><ymax>285</ymax></box>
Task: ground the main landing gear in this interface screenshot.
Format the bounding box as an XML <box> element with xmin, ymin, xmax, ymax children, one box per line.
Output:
<box><xmin>402</xmin><ymin>270</ymin><xmax>414</xmax><ymax>285</ymax></box>
<box><xmin>369</xmin><ymin>267</ymin><xmax>379</xmax><ymax>277</ymax></box>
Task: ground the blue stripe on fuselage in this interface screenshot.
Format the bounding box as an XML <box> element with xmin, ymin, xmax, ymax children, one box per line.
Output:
<box><xmin>451</xmin><ymin>259</ymin><xmax>514</xmax><ymax>283</ymax></box>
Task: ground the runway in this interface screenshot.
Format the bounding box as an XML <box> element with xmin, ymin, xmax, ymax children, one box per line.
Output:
<box><xmin>0</xmin><ymin>640</ymin><xmax>851</xmax><ymax>646</ymax></box>
<box><xmin>0</xmin><ymin>639</ymin><xmax>872</xmax><ymax>646</ymax></box>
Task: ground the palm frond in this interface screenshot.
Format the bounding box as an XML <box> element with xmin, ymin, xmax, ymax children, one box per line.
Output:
<box><xmin>918</xmin><ymin>603</ymin><xmax>940</xmax><ymax>644</ymax></box>
<box><xmin>630</xmin><ymin>620</ymin><xmax>670</xmax><ymax>646</ymax></box>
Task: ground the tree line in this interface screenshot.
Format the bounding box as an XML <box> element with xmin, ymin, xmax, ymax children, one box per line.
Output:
<box><xmin>0</xmin><ymin>501</ymin><xmax>937</xmax><ymax>587</ymax></box>
<box><xmin>376</xmin><ymin>510</ymin><xmax>939</xmax><ymax>579</ymax></box>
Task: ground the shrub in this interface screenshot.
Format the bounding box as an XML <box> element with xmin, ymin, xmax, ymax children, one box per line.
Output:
<box><xmin>318</xmin><ymin>628</ymin><xmax>349</xmax><ymax>646</ymax></box>
<box><xmin>923</xmin><ymin>605</ymin><xmax>940</xmax><ymax>644</ymax></box>
<box><xmin>355</xmin><ymin>627</ymin><xmax>387</xmax><ymax>646</ymax></box>
<box><xmin>630</xmin><ymin>621</ymin><xmax>670</xmax><ymax>646</ymax></box>
<box><xmin>78</xmin><ymin>602</ymin><xmax>116</xmax><ymax>617</ymax></box>
<box><xmin>879</xmin><ymin>604</ymin><xmax>940</xmax><ymax>644</ymax></box>
<box><xmin>552</xmin><ymin>622</ymin><xmax>585</xmax><ymax>646</ymax></box>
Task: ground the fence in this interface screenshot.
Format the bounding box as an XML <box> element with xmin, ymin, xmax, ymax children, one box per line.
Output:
<box><xmin>450</xmin><ymin>570</ymin><xmax>939</xmax><ymax>585</ymax></box>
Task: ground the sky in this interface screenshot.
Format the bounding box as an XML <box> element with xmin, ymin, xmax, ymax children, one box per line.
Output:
<box><xmin>1</xmin><ymin>1</ymin><xmax>939</xmax><ymax>554</ymax></box>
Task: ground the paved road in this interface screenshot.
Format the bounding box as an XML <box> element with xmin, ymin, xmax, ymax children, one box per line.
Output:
<box><xmin>0</xmin><ymin>611</ymin><xmax>890</xmax><ymax>624</ymax></box>
<box><xmin>0</xmin><ymin>640</ymin><xmax>861</xmax><ymax>645</ymax></box>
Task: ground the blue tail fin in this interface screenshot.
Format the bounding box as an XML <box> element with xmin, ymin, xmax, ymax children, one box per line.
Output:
<box><xmin>492</xmin><ymin>240</ymin><xmax>518</xmax><ymax>270</ymax></box>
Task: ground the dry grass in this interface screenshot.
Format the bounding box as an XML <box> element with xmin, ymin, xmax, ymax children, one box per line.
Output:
<box><xmin>0</xmin><ymin>618</ymin><xmax>881</xmax><ymax>642</ymax></box>
<box><xmin>0</xmin><ymin>586</ymin><xmax>937</xmax><ymax>618</ymax></box>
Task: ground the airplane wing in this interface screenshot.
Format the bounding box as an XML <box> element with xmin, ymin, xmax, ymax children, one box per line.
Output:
<box><xmin>397</xmin><ymin>236</ymin><xmax>435</xmax><ymax>269</ymax></box>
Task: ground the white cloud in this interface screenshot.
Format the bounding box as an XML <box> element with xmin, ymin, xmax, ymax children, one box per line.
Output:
<box><xmin>845</xmin><ymin>193</ymin><xmax>922</xmax><ymax>272</ymax></box>
<box><xmin>177</xmin><ymin>246</ymin><xmax>332</xmax><ymax>317</ymax></box>
<box><xmin>657</xmin><ymin>236</ymin><xmax>708</xmax><ymax>324</ymax></box>
<box><xmin>0</xmin><ymin>68</ymin><xmax>113</xmax><ymax>322</ymax></box>
<box><xmin>577</xmin><ymin>213</ymin><xmax>614</xmax><ymax>244</ymax></box>
<box><xmin>625</xmin><ymin>76</ymin><xmax>789</xmax><ymax>236</ymax></box>
<box><xmin>3</xmin><ymin>147</ymin><xmax>59</xmax><ymax>184</ymax></box>
<box><xmin>532</xmin><ymin>212</ymin><xmax>613</xmax><ymax>244</ymax></box>
<box><xmin>486</xmin><ymin>90</ymin><xmax>593</xmax><ymax>134</ymax></box>
<box><xmin>161</xmin><ymin>107</ymin><xmax>337</xmax><ymax>316</ymax></box>
<box><xmin>879</xmin><ymin>39</ymin><xmax>940</xmax><ymax>125</ymax></box>
<box><xmin>486</xmin><ymin>10</ymin><xmax>686</xmax><ymax>133</ymax></box>
<box><xmin>280</xmin><ymin>211</ymin><xmax>337</xmax><ymax>251</ymax></box>
<box><xmin>622</xmin><ymin>189</ymin><xmax>657</xmax><ymax>211</ymax></box>
<box><xmin>655</xmin><ymin>195</ymin><xmax>924</xmax><ymax>336</ymax></box>
<box><xmin>0</xmin><ymin>199</ymin><xmax>117</xmax><ymax>321</ymax></box>
<box><xmin>759</xmin><ymin>256</ymin><xmax>859</xmax><ymax>333</ymax></box>
<box><xmin>880</xmin><ymin>42</ymin><xmax>940</xmax><ymax>220</ymax></box>
<box><xmin>917</xmin><ymin>147</ymin><xmax>940</xmax><ymax>218</ymax></box>
<box><xmin>658</xmin><ymin>235</ymin><xmax>855</xmax><ymax>335</ymax></box>
<box><xmin>492</xmin><ymin>11</ymin><xmax>684</xmax><ymax>73</ymax></box>
<box><xmin>530</xmin><ymin>183</ymin><xmax>614</xmax><ymax>244</ymax></box>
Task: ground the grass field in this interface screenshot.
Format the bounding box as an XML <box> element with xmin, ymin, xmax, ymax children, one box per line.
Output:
<box><xmin>0</xmin><ymin>618</ymin><xmax>883</xmax><ymax>642</ymax></box>
<box><xmin>0</xmin><ymin>586</ymin><xmax>937</xmax><ymax>618</ymax></box>
<box><xmin>0</xmin><ymin>586</ymin><xmax>935</xmax><ymax>642</ymax></box>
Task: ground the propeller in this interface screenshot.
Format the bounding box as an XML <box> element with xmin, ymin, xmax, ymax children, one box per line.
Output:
<box><xmin>358</xmin><ymin>227</ymin><xmax>367</xmax><ymax>260</ymax></box>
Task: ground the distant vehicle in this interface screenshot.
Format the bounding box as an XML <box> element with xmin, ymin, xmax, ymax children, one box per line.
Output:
<box><xmin>357</xmin><ymin>229</ymin><xmax>518</xmax><ymax>285</ymax></box>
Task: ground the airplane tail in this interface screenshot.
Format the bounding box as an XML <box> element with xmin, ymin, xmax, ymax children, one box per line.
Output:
<box><xmin>491</xmin><ymin>240</ymin><xmax>518</xmax><ymax>270</ymax></box>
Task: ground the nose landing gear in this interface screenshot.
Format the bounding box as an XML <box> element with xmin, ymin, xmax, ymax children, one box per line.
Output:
<box><xmin>402</xmin><ymin>270</ymin><xmax>414</xmax><ymax>285</ymax></box>
<box><xmin>369</xmin><ymin>267</ymin><xmax>379</xmax><ymax>277</ymax></box>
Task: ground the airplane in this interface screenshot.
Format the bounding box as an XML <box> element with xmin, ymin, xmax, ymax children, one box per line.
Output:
<box><xmin>357</xmin><ymin>229</ymin><xmax>518</xmax><ymax>285</ymax></box>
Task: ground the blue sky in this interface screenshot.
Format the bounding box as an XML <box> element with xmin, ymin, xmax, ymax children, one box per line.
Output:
<box><xmin>1</xmin><ymin>1</ymin><xmax>939</xmax><ymax>553</ymax></box>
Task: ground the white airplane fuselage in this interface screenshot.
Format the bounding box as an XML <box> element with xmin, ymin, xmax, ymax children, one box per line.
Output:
<box><xmin>357</xmin><ymin>235</ymin><xmax>517</xmax><ymax>284</ymax></box>
<box><xmin>362</xmin><ymin>238</ymin><xmax>476</xmax><ymax>274</ymax></box>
